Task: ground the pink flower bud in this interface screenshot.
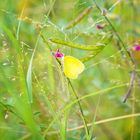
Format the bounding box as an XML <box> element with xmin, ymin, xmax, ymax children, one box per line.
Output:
<box><xmin>54</xmin><ymin>49</ymin><xmax>64</xmax><ymax>58</ymax></box>
<box><xmin>96</xmin><ymin>24</ymin><xmax>105</xmax><ymax>30</ymax></box>
<box><xmin>132</xmin><ymin>44</ymin><xmax>140</xmax><ymax>51</ymax></box>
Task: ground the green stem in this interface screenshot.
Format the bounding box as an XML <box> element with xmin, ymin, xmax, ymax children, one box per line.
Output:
<box><xmin>68</xmin><ymin>79</ymin><xmax>90</xmax><ymax>138</ymax></box>
<box><xmin>41</xmin><ymin>35</ymin><xmax>90</xmax><ymax>138</ymax></box>
<box><xmin>93</xmin><ymin>0</ymin><xmax>135</xmax><ymax>65</ymax></box>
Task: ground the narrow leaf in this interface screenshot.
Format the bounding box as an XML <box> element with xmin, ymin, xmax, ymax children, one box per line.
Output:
<box><xmin>26</xmin><ymin>37</ymin><xmax>39</xmax><ymax>103</ymax></box>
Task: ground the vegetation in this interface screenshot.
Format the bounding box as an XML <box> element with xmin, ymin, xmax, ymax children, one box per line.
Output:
<box><xmin>0</xmin><ymin>0</ymin><xmax>140</xmax><ymax>140</ymax></box>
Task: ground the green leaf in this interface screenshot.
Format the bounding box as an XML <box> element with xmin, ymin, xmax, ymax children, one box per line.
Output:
<box><xmin>26</xmin><ymin>36</ymin><xmax>40</xmax><ymax>103</ymax></box>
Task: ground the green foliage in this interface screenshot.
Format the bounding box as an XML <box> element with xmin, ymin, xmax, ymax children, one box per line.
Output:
<box><xmin>0</xmin><ymin>0</ymin><xmax>140</xmax><ymax>140</ymax></box>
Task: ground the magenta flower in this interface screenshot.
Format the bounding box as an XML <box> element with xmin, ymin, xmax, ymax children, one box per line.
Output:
<box><xmin>54</xmin><ymin>49</ymin><xmax>64</xmax><ymax>58</ymax></box>
<box><xmin>132</xmin><ymin>44</ymin><xmax>140</xmax><ymax>51</ymax></box>
<box><xmin>96</xmin><ymin>24</ymin><xmax>105</xmax><ymax>30</ymax></box>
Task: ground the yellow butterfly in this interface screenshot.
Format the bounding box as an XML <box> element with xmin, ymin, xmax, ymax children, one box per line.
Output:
<box><xmin>63</xmin><ymin>56</ymin><xmax>85</xmax><ymax>79</ymax></box>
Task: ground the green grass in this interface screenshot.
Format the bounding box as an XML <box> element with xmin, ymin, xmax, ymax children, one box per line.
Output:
<box><xmin>0</xmin><ymin>0</ymin><xmax>140</xmax><ymax>140</ymax></box>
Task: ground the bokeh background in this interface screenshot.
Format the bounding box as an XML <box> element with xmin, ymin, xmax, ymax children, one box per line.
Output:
<box><xmin>0</xmin><ymin>0</ymin><xmax>140</xmax><ymax>140</ymax></box>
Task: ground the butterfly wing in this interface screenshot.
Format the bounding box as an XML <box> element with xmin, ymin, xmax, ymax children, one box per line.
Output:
<box><xmin>64</xmin><ymin>56</ymin><xmax>85</xmax><ymax>79</ymax></box>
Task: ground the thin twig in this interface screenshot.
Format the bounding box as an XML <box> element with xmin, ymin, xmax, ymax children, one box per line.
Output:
<box><xmin>123</xmin><ymin>71</ymin><xmax>136</xmax><ymax>102</ymax></box>
<box><xmin>68</xmin><ymin>79</ymin><xmax>90</xmax><ymax>136</ymax></box>
<box><xmin>93</xmin><ymin>0</ymin><xmax>139</xmax><ymax>103</ymax></box>
<box><xmin>47</xmin><ymin>113</ymin><xmax>140</xmax><ymax>135</ymax></box>
<box><xmin>93</xmin><ymin>0</ymin><xmax>135</xmax><ymax>65</ymax></box>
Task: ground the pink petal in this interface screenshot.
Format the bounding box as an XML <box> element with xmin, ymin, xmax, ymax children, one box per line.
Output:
<box><xmin>132</xmin><ymin>45</ymin><xmax>140</xmax><ymax>51</ymax></box>
<box><xmin>54</xmin><ymin>49</ymin><xmax>64</xmax><ymax>58</ymax></box>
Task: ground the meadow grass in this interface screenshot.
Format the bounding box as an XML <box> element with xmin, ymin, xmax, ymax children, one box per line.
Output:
<box><xmin>0</xmin><ymin>0</ymin><xmax>140</xmax><ymax>140</ymax></box>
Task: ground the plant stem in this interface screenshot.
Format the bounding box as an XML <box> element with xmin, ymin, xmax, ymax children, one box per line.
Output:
<box><xmin>93</xmin><ymin>0</ymin><xmax>135</xmax><ymax>65</ymax></box>
<box><xmin>68</xmin><ymin>79</ymin><xmax>90</xmax><ymax>138</ymax></box>
<box><xmin>123</xmin><ymin>71</ymin><xmax>136</xmax><ymax>102</ymax></box>
<box><xmin>41</xmin><ymin>35</ymin><xmax>89</xmax><ymax>138</ymax></box>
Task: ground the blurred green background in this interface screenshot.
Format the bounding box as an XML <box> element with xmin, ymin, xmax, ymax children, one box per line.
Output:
<box><xmin>0</xmin><ymin>0</ymin><xmax>140</xmax><ymax>140</ymax></box>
